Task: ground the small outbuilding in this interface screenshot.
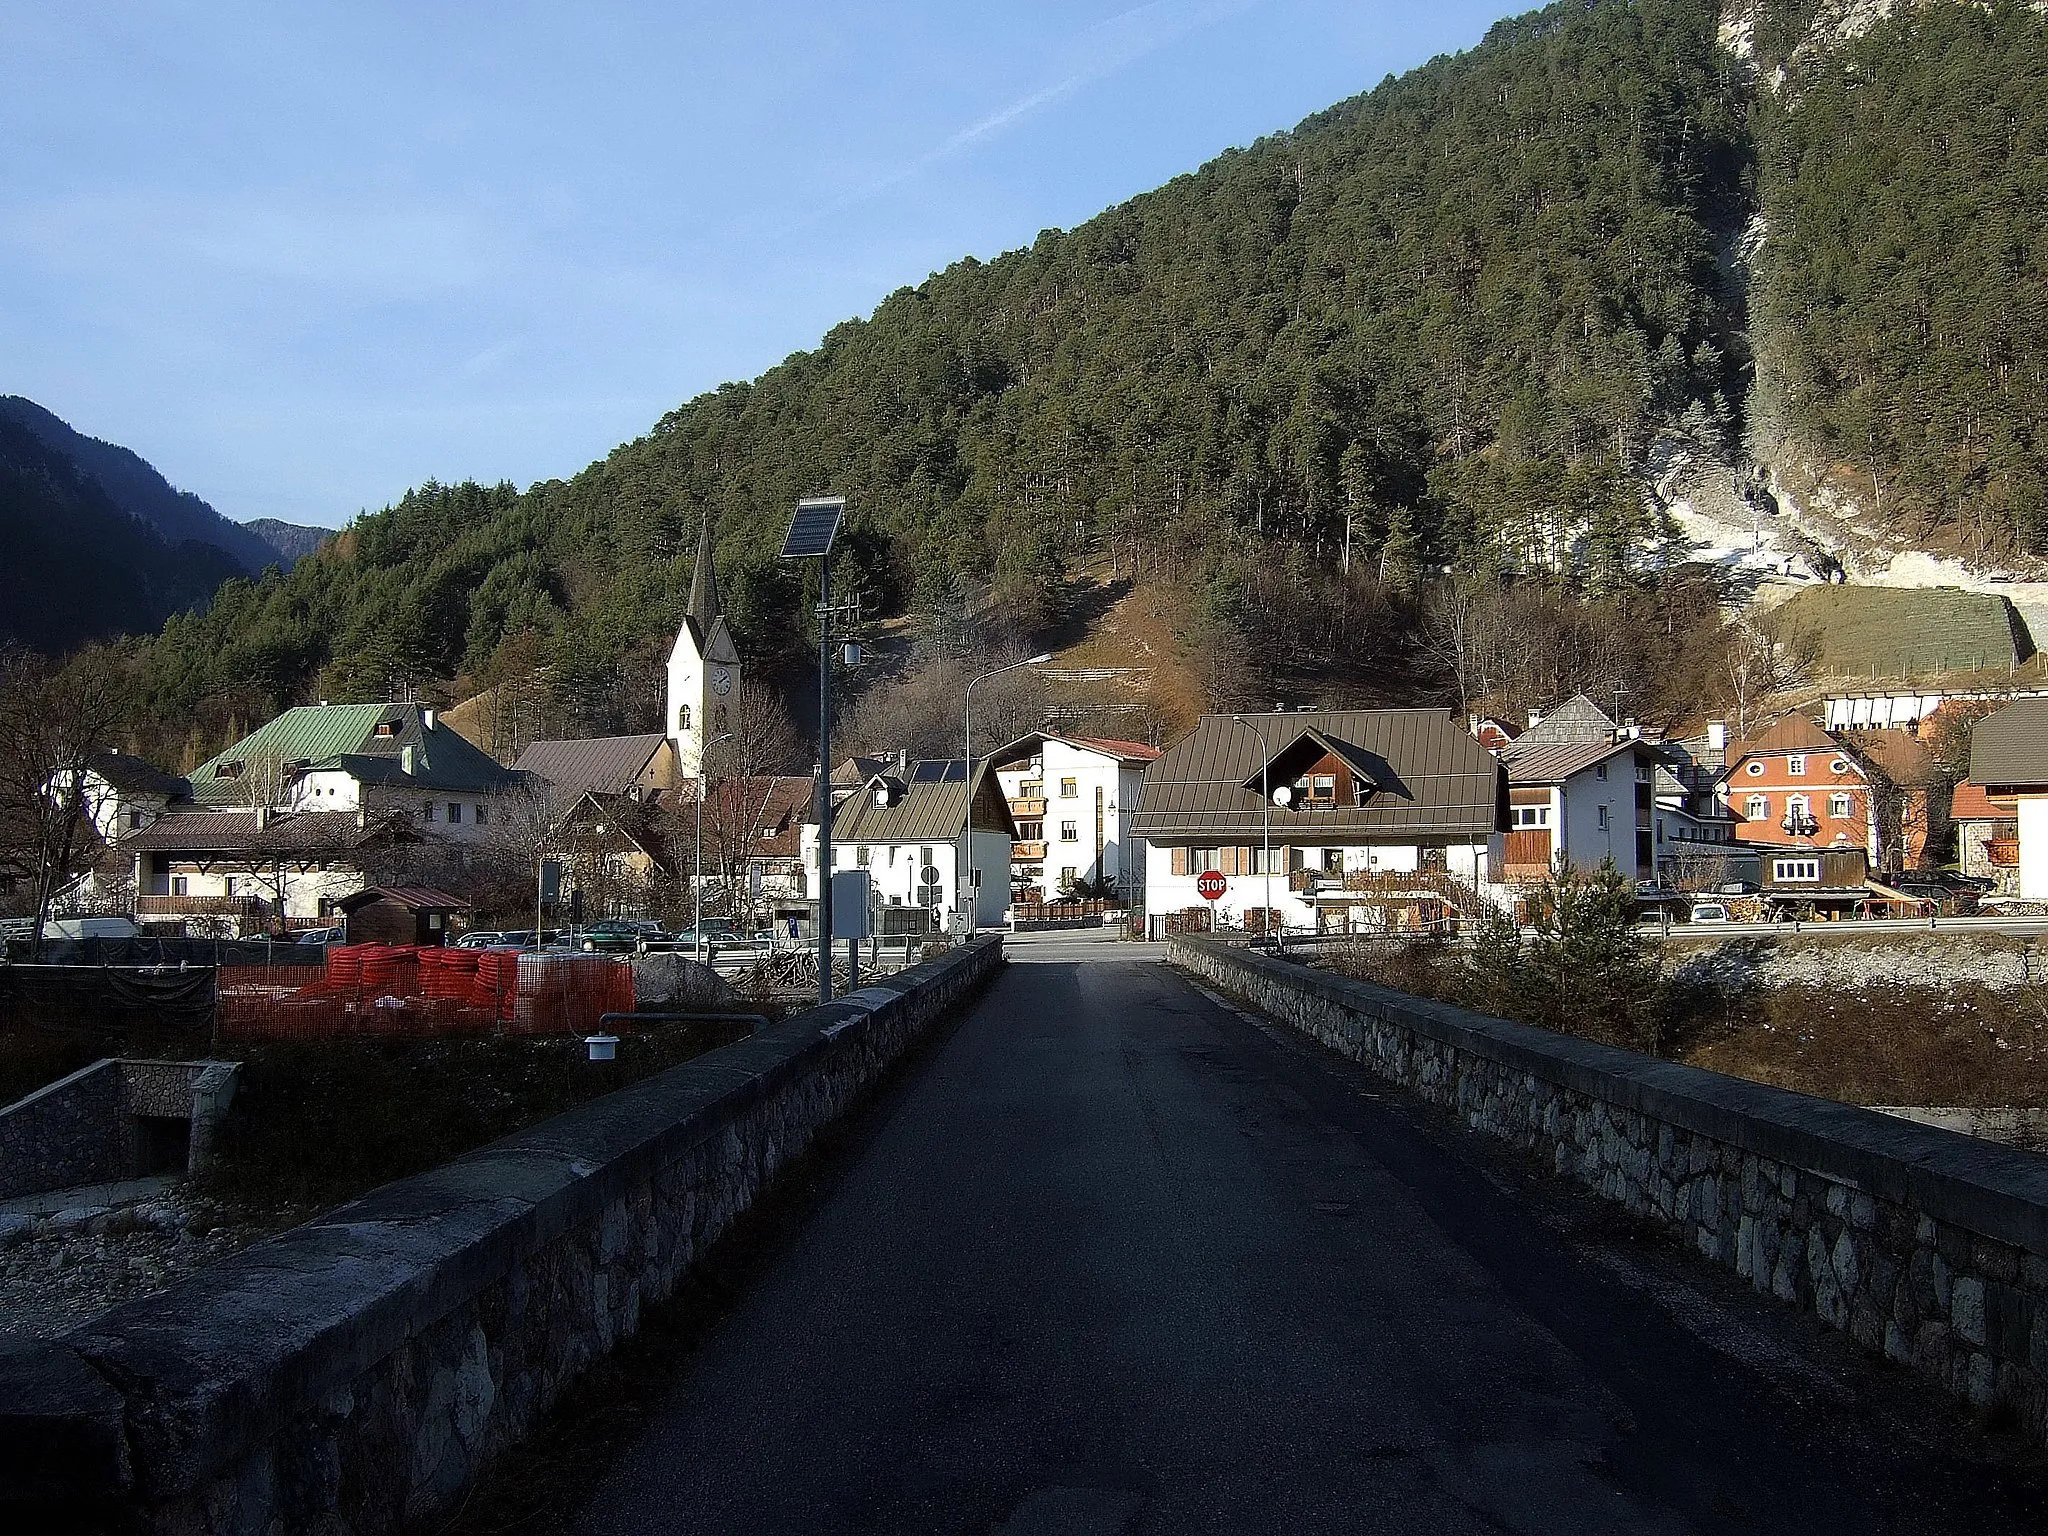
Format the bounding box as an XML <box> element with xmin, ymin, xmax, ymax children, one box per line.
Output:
<box><xmin>335</xmin><ymin>885</ymin><xmax>470</xmax><ymax>947</ymax></box>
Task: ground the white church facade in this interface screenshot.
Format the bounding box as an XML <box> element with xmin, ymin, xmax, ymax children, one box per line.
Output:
<box><xmin>666</xmin><ymin>514</ymin><xmax>742</xmax><ymax>777</ymax></box>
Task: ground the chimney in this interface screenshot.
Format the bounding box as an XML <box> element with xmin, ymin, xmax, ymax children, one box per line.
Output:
<box><xmin>896</xmin><ymin>748</ymin><xmax>908</xmax><ymax>778</ymax></box>
<box><xmin>254</xmin><ymin>806</ymin><xmax>271</xmax><ymax>831</ymax></box>
<box><xmin>1528</xmin><ymin>710</ymin><xmax>1545</xmax><ymax>729</ymax></box>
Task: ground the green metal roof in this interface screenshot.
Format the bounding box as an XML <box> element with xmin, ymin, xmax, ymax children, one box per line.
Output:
<box><xmin>190</xmin><ymin>703</ymin><xmax>520</xmax><ymax>804</ymax></box>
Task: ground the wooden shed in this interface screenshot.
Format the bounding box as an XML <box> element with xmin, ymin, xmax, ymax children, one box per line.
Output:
<box><xmin>335</xmin><ymin>885</ymin><xmax>469</xmax><ymax>947</ymax></box>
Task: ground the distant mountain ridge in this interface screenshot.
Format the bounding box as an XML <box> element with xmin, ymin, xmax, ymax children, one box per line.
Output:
<box><xmin>0</xmin><ymin>396</ymin><xmax>279</xmax><ymax>573</ymax></box>
<box><xmin>0</xmin><ymin>414</ymin><xmax>247</xmax><ymax>653</ymax></box>
<box><xmin>0</xmin><ymin>396</ymin><xmax>327</xmax><ymax>654</ymax></box>
<box><xmin>243</xmin><ymin>517</ymin><xmax>331</xmax><ymax>564</ymax></box>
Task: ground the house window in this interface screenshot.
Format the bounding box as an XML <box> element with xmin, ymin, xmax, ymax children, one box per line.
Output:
<box><xmin>1192</xmin><ymin>847</ymin><xmax>1220</xmax><ymax>872</ymax></box>
<box><xmin>1774</xmin><ymin>857</ymin><xmax>1820</xmax><ymax>883</ymax></box>
<box><xmin>1788</xmin><ymin>755</ymin><xmax>1806</xmax><ymax>776</ymax></box>
<box><xmin>1020</xmin><ymin>781</ymin><xmax>1042</xmax><ymax>798</ymax></box>
<box><xmin>1060</xmin><ymin>866</ymin><xmax>1078</xmax><ymax>891</ymax></box>
<box><xmin>1831</xmin><ymin>758</ymin><xmax>1851</xmax><ymax>775</ymax></box>
<box><xmin>676</xmin><ymin>704</ymin><xmax>691</xmax><ymax>732</ymax></box>
<box><xmin>1512</xmin><ymin>806</ymin><xmax>1549</xmax><ymax>828</ymax></box>
<box><xmin>421</xmin><ymin>802</ymin><xmax>436</xmax><ymax>822</ymax></box>
<box><xmin>447</xmin><ymin>802</ymin><xmax>463</xmax><ymax>824</ymax></box>
<box><xmin>171</xmin><ymin>876</ymin><xmax>188</xmax><ymax>896</ymax></box>
<box><xmin>1322</xmin><ymin>848</ymin><xmax>1343</xmax><ymax>873</ymax></box>
<box><xmin>1597</xmin><ymin>806</ymin><xmax>1609</xmax><ymax>830</ymax></box>
<box><xmin>1060</xmin><ymin>778</ymin><xmax>1078</xmax><ymax>798</ymax></box>
<box><xmin>856</xmin><ymin>845</ymin><xmax>869</xmax><ymax>867</ymax></box>
<box><xmin>1788</xmin><ymin>794</ymin><xmax>1811</xmax><ymax>823</ymax></box>
<box><xmin>1746</xmin><ymin>794</ymin><xmax>1769</xmax><ymax>820</ymax></box>
<box><xmin>127</xmin><ymin>809</ymin><xmax>143</xmax><ymax>830</ymax></box>
<box><xmin>475</xmin><ymin>803</ymin><xmax>489</xmax><ymax>826</ymax></box>
<box><xmin>1308</xmin><ymin>774</ymin><xmax>1336</xmax><ymax>805</ymax></box>
<box><xmin>1595</xmin><ymin>764</ymin><xmax>1608</xmax><ymax>781</ymax></box>
<box><xmin>216</xmin><ymin>760</ymin><xmax>244</xmax><ymax>779</ymax></box>
<box><xmin>1746</xmin><ymin>761</ymin><xmax>1764</xmax><ymax>776</ymax></box>
<box><xmin>1060</xmin><ymin>821</ymin><xmax>1078</xmax><ymax>842</ymax></box>
<box><xmin>1828</xmin><ymin>793</ymin><xmax>1852</xmax><ymax>819</ymax></box>
<box><xmin>920</xmin><ymin>846</ymin><xmax>934</xmax><ymax>867</ymax></box>
<box><xmin>1016</xmin><ymin>819</ymin><xmax>1043</xmax><ymax>841</ymax></box>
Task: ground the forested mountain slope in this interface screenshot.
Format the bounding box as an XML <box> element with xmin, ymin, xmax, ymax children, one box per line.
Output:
<box><xmin>123</xmin><ymin>0</ymin><xmax>1750</xmax><ymax>739</ymax></box>
<box><xmin>100</xmin><ymin>0</ymin><xmax>2048</xmax><ymax>755</ymax></box>
<box><xmin>0</xmin><ymin>396</ymin><xmax>281</xmax><ymax>574</ymax></box>
<box><xmin>0</xmin><ymin>415</ymin><xmax>247</xmax><ymax>653</ymax></box>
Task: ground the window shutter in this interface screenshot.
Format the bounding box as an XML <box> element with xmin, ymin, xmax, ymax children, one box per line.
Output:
<box><xmin>1171</xmin><ymin>846</ymin><xmax>1188</xmax><ymax>876</ymax></box>
<box><xmin>1287</xmin><ymin>845</ymin><xmax>1304</xmax><ymax>871</ymax></box>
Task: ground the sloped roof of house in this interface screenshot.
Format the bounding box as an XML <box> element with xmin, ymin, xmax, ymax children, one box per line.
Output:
<box><xmin>1951</xmin><ymin>781</ymin><xmax>2015</xmax><ymax>821</ymax></box>
<box><xmin>123</xmin><ymin>809</ymin><xmax>415</xmax><ymax>855</ymax></box>
<box><xmin>1728</xmin><ymin>714</ymin><xmax>1838</xmax><ymax>760</ymax></box>
<box><xmin>189</xmin><ymin>703</ymin><xmax>522</xmax><ymax>805</ymax></box>
<box><xmin>88</xmin><ymin>750</ymin><xmax>189</xmax><ymax>800</ymax></box>
<box><xmin>1843</xmin><ymin>728</ymin><xmax>1942</xmax><ymax>788</ymax></box>
<box><xmin>727</xmin><ymin>775</ymin><xmax>815</xmax><ymax>856</ymax></box>
<box><xmin>1502</xmin><ymin>737</ymin><xmax>1649</xmax><ymax>787</ymax></box>
<box><xmin>1971</xmin><ymin>697</ymin><xmax>2048</xmax><ymax>789</ymax></box>
<box><xmin>1131</xmin><ymin>710</ymin><xmax>1502</xmax><ymax>840</ymax></box>
<box><xmin>1509</xmin><ymin>694</ymin><xmax>1616</xmax><ymax>750</ymax></box>
<box><xmin>515</xmin><ymin>735</ymin><xmax>670</xmax><ymax>796</ymax></box>
<box><xmin>988</xmin><ymin>732</ymin><xmax>1160</xmax><ymax>769</ymax></box>
<box><xmin>336</xmin><ymin>884</ymin><xmax>468</xmax><ymax>913</ymax></box>
<box><xmin>831</xmin><ymin>760</ymin><xmax>1017</xmax><ymax>843</ymax></box>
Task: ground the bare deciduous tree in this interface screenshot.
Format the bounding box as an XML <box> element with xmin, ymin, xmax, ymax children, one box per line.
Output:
<box><xmin>0</xmin><ymin>647</ymin><xmax>130</xmax><ymax>959</ymax></box>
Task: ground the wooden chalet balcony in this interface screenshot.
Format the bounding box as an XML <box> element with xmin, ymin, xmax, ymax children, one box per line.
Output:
<box><xmin>1987</xmin><ymin>838</ymin><xmax>2021</xmax><ymax>868</ymax></box>
<box><xmin>136</xmin><ymin>894</ymin><xmax>271</xmax><ymax>917</ymax></box>
<box><xmin>1010</xmin><ymin>797</ymin><xmax>1048</xmax><ymax>818</ymax></box>
<box><xmin>1013</xmin><ymin>841</ymin><xmax>1048</xmax><ymax>860</ymax></box>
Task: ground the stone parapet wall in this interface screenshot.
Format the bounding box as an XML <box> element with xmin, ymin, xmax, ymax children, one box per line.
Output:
<box><xmin>1170</xmin><ymin>935</ymin><xmax>2048</xmax><ymax>1443</ymax></box>
<box><xmin>0</xmin><ymin>936</ymin><xmax>1003</xmax><ymax>1531</ymax></box>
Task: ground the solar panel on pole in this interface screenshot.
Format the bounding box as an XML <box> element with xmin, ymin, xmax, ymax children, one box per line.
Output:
<box><xmin>781</xmin><ymin>496</ymin><xmax>844</xmax><ymax>560</ymax></box>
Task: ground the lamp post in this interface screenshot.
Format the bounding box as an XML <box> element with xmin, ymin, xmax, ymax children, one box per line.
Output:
<box><xmin>778</xmin><ymin>495</ymin><xmax>846</xmax><ymax>1005</ymax></box>
<box><xmin>694</xmin><ymin>732</ymin><xmax>731</xmax><ymax>962</ymax></box>
<box><xmin>1229</xmin><ymin>714</ymin><xmax>1276</xmax><ymax>946</ymax></box>
<box><xmin>963</xmin><ymin>653</ymin><xmax>1052</xmax><ymax>937</ymax></box>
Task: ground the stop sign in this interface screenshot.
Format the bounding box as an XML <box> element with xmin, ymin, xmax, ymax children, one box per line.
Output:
<box><xmin>1195</xmin><ymin>868</ymin><xmax>1228</xmax><ymax>901</ymax></box>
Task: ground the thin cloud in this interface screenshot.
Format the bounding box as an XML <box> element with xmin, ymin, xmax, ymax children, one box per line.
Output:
<box><xmin>832</xmin><ymin>0</ymin><xmax>1260</xmax><ymax>211</ymax></box>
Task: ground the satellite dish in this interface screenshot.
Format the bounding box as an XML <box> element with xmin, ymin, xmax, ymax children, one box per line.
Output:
<box><xmin>1272</xmin><ymin>785</ymin><xmax>1294</xmax><ymax>807</ymax></box>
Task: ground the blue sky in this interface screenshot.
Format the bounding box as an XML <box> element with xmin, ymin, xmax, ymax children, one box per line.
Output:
<box><xmin>1</xmin><ymin>1</ymin><xmax>1512</xmax><ymax>529</ymax></box>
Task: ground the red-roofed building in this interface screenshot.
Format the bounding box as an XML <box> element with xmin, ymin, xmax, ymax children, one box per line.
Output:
<box><xmin>1951</xmin><ymin>780</ymin><xmax>2019</xmax><ymax>893</ymax></box>
<box><xmin>988</xmin><ymin>732</ymin><xmax>1160</xmax><ymax>904</ymax></box>
<box><xmin>1716</xmin><ymin>715</ymin><xmax>1945</xmax><ymax>872</ymax></box>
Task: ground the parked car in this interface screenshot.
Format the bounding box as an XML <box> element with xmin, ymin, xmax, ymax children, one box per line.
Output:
<box><xmin>1688</xmin><ymin>902</ymin><xmax>1731</xmax><ymax>924</ymax></box>
<box><xmin>578</xmin><ymin>920</ymin><xmax>656</xmax><ymax>953</ymax></box>
<box><xmin>296</xmin><ymin>927</ymin><xmax>344</xmax><ymax>946</ymax></box>
<box><xmin>453</xmin><ymin>931</ymin><xmax>504</xmax><ymax>949</ymax></box>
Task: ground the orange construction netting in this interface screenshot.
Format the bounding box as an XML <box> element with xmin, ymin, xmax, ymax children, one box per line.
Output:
<box><xmin>217</xmin><ymin>945</ymin><xmax>634</xmax><ymax>1040</ymax></box>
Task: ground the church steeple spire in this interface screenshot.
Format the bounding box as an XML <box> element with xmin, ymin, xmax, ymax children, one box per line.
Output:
<box><xmin>686</xmin><ymin>513</ymin><xmax>721</xmax><ymax>627</ymax></box>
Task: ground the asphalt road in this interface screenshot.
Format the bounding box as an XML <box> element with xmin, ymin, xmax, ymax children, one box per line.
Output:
<box><xmin>576</xmin><ymin>936</ymin><xmax>2042</xmax><ymax>1535</ymax></box>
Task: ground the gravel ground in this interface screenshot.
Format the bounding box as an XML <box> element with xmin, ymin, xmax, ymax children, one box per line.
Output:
<box><xmin>0</xmin><ymin>1194</ymin><xmax>289</xmax><ymax>1342</ymax></box>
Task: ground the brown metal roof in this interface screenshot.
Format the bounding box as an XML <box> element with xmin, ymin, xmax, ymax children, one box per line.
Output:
<box><xmin>1971</xmin><ymin>697</ymin><xmax>2048</xmax><ymax>788</ymax></box>
<box><xmin>336</xmin><ymin>884</ymin><xmax>468</xmax><ymax>913</ymax></box>
<box><xmin>1131</xmin><ymin>710</ymin><xmax>1504</xmax><ymax>841</ymax></box>
<box><xmin>88</xmin><ymin>751</ymin><xmax>190</xmax><ymax>799</ymax></box>
<box><xmin>1503</xmin><ymin>737</ymin><xmax>1647</xmax><ymax>786</ymax></box>
<box><xmin>515</xmin><ymin>735</ymin><xmax>670</xmax><ymax>796</ymax></box>
<box><xmin>832</xmin><ymin>760</ymin><xmax>1018</xmax><ymax>843</ymax></box>
<box><xmin>122</xmin><ymin>809</ymin><xmax>411</xmax><ymax>855</ymax></box>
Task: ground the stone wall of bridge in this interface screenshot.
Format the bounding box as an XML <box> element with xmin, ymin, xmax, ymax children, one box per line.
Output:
<box><xmin>1171</xmin><ymin>935</ymin><xmax>2048</xmax><ymax>1444</ymax></box>
<box><xmin>0</xmin><ymin>936</ymin><xmax>1004</xmax><ymax>1532</ymax></box>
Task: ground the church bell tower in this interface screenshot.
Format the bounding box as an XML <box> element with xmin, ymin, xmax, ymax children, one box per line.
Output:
<box><xmin>666</xmin><ymin>514</ymin><xmax>741</xmax><ymax>778</ymax></box>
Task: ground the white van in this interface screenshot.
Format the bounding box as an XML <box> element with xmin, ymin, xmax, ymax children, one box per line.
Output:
<box><xmin>40</xmin><ymin>915</ymin><xmax>142</xmax><ymax>941</ymax></box>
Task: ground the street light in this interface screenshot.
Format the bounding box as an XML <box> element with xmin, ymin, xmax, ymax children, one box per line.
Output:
<box><xmin>1230</xmin><ymin>714</ymin><xmax>1276</xmax><ymax>947</ymax></box>
<box><xmin>963</xmin><ymin>653</ymin><xmax>1052</xmax><ymax>937</ymax></box>
<box><xmin>694</xmin><ymin>732</ymin><xmax>731</xmax><ymax>962</ymax></box>
<box><xmin>780</xmin><ymin>494</ymin><xmax>845</xmax><ymax>1005</ymax></box>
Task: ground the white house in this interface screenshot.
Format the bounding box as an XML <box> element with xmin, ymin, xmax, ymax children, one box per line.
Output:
<box><xmin>808</xmin><ymin>760</ymin><xmax>1016</xmax><ymax>932</ymax></box>
<box><xmin>1131</xmin><ymin>709</ymin><xmax>1506</xmax><ymax>936</ymax></box>
<box><xmin>187</xmin><ymin>701</ymin><xmax>527</xmax><ymax>845</ymax></box>
<box><xmin>1495</xmin><ymin>696</ymin><xmax>1664</xmax><ymax>885</ymax></box>
<box><xmin>990</xmin><ymin>733</ymin><xmax>1159</xmax><ymax>904</ymax></box>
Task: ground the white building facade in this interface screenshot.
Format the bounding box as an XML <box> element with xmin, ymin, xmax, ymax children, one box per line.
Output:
<box><xmin>991</xmin><ymin>734</ymin><xmax>1158</xmax><ymax>904</ymax></box>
